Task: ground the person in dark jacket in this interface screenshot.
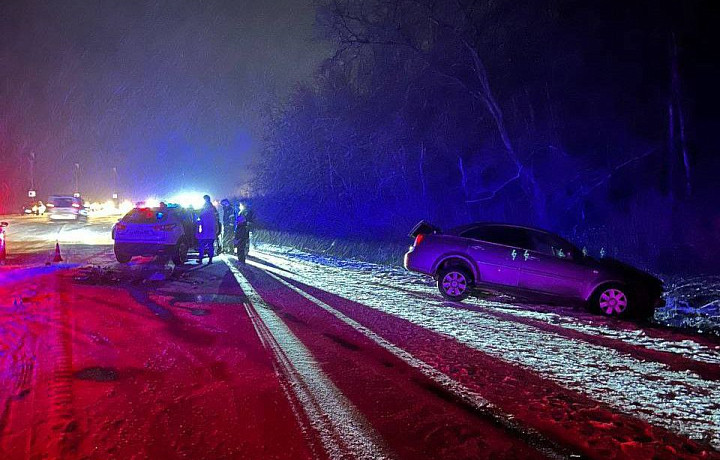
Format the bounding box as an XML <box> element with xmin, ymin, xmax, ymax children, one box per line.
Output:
<box><xmin>220</xmin><ymin>198</ymin><xmax>236</xmax><ymax>253</ymax></box>
<box><xmin>234</xmin><ymin>212</ymin><xmax>250</xmax><ymax>264</ymax></box>
<box><xmin>211</xmin><ymin>198</ymin><xmax>222</xmax><ymax>254</ymax></box>
<box><xmin>196</xmin><ymin>195</ymin><xmax>218</xmax><ymax>264</ymax></box>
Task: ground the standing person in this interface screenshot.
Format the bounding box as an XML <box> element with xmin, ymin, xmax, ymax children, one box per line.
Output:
<box><xmin>196</xmin><ymin>195</ymin><xmax>218</xmax><ymax>264</ymax></box>
<box><xmin>212</xmin><ymin>199</ymin><xmax>222</xmax><ymax>254</ymax></box>
<box><xmin>220</xmin><ymin>199</ymin><xmax>236</xmax><ymax>253</ymax></box>
<box><xmin>234</xmin><ymin>212</ymin><xmax>250</xmax><ymax>264</ymax></box>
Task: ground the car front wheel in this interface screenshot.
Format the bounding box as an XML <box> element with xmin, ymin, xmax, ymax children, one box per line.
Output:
<box><xmin>437</xmin><ymin>267</ymin><xmax>471</xmax><ymax>302</ymax></box>
<box><xmin>592</xmin><ymin>284</ymin><xmax>630</xmax><ymax>317</ymax></box>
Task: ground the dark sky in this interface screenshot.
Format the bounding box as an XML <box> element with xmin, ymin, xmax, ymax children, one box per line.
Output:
<box><xmin>0</xmin><ymin>0</ymin><xmax>329</xmax><ymax>201</ymax></box>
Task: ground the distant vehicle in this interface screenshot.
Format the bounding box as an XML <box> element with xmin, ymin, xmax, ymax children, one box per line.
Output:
<box><xmin>404</xmin><ymin>221</ymin><xmax>664</xmax><ymax>318</ymax></box>
<box><xmin>112</xmin><ymin>205</ymin><xmax>196</xmax><ymax>265</ymax></box>
<box><xmin>0</xmin><ymin>221</ymin><xmax>7</xmax><ymax>262</ymax></box>
<box><xmin>47</xmin><ymin>195</ymin><xmax>88</xmax><ymax>221</ymax></box>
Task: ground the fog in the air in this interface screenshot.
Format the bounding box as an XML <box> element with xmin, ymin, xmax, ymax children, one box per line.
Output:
<box><xmin>0</xmin><ymin>0</ymin><xmax>329</xmax><ymax>199</ymax></box>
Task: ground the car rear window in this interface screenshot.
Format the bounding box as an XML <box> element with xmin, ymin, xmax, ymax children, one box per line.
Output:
<box><xmin>51</xmin><ymin>197</ymin><xmax>75</xmax><ymax>208</ymax></box>
<box><xmin>122</xmin><ymin>208</ymin><xmax>169</xmax><ymax>224</ymax></box>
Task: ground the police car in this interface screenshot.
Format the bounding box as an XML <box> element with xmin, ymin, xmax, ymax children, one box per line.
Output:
<box><xmin>112</xmin><ymin>204</ymin><xmax>196</xmax><ymax>265</ymax></box>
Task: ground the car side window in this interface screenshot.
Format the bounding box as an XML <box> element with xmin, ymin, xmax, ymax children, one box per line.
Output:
<box><xmin>530</xmin><ymin>232</ymin><xmax>575</xmax><ymax>259</ymax></box>
<box><xmin>502</xmin><ymin>228</ymin><xmax>533</xmax><ymax>250</ymax></box>
<box><xmin>462</xmin><ymin>226</ymin><xmax>532</xmax><ymax>250</ymax></box>
<box><xmin>529</xmin><ymin>232</ymin><xmax>555</xmax><ymax>256</ymax></box>
<box><xmin>460</xmin><ymin>227</ymin><xmax>489</xmax><ymax>241</ymax></box>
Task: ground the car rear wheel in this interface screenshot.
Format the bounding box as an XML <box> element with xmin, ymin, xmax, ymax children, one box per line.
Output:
<box><xmin>437</xmin><ymin>267</ymin><xmax>471</xmax><ymax>302</ymax></box>
<box><xmin>172</xmin><ymin>239</ymin><xmax>189</xmax><ymax>266</ymax></box>
<box><xmin>114</xmin><ymin>248</ymin><xmax>131</xmax><ymax>264</ymax></box>
<box><xmin>592</xmin><ymin>284</ymin><xmax>630</xmax><ymax>317</ymax></box>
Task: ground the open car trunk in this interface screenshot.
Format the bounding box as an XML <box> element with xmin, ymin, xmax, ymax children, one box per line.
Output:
<box><xmin>408</xmin><ymin>220</ymin><xmax>441</xmax><ymax>238</ymax></box>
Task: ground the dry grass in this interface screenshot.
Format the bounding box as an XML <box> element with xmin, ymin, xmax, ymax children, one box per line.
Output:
<box><xmin>251</xmin><ymin>229</ymin><xmax>408</xmax><ymax>266</ymax></box>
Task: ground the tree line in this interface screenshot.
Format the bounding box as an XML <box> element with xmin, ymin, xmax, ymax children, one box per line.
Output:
<box><xmin>253</xmin><ymin>0</ymin><xmax>716</xmax><ymax>272</ymax></box>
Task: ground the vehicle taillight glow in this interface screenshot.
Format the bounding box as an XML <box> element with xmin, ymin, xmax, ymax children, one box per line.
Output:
<box><xmin>414</xmin><ymin>234</ymin><xmax>425</xmax><ymax>246</ymax></box>
<box><xmin>115</xmin><ymin>223</ymin><xmax>127</xmax><ymax>231</ymax></box>
<box><xmin>153</xmin><ymin>223</ymin><xmax>177</xmax><ymax>232</ymax></box>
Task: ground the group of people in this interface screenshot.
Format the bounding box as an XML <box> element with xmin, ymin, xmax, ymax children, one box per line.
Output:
<box><xmin>195</xmin><ymin>195</ymin><xmax>252</xmax><ymax>265</ymax></box>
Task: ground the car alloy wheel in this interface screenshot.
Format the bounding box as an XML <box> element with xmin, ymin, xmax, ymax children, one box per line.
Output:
<box><xmin>598</xmin><ymin>287</ymin><xmax>628</xmax><ymax>315</ymax></box>
<box><xmin>439</xmin><ymin>268</ymin><xmax>470</xmax><ymax>301</ymax></box>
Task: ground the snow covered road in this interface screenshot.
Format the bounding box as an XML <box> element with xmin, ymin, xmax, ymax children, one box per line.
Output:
<box><xmin>1</xmin><ymin>219</ymin><xmax>719</xmax><ymax>458</ymax></box>
<box><xmin>247</xmin><ymin>246</ymin><xmax>720</xmax><ymax>452</ymax></box>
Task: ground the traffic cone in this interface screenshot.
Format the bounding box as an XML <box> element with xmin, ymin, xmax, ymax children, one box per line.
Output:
<box><xmin>53</xmin><ymin>241</ymin><xmax>63</xmax><ymax>263</ymax></box>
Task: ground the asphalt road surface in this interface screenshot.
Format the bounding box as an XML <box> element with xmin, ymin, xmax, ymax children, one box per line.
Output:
<box><xmin>0</xmin><ymin>215</ymin><xmax>718</xmax><ymax>459</ymax></box>
<box><xmin>1</xmin><ymin>214</ymin><xmax>117</xmax><ymax>266</ymax></box>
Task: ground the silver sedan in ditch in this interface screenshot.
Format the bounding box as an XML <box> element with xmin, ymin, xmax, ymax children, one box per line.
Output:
<box><xmin>403</xmin><ymin>222</ymin><xmax>664</xmax><ymax>318</ymax></box>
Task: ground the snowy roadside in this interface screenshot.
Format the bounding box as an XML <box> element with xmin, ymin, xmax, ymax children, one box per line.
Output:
<box><xmin>252</xmin><ymin>241</ymin><xmax>720</xmax><ymax>337</ymax></box>
<box><xmin>250</xmin><ymin>241</ymin><xmax>720</xmax><ymax>449</ymax></box>
<box><xmin>657</xmin><ymin>275</ymin><xmax>720</xmax><ymax>335</ymax></box>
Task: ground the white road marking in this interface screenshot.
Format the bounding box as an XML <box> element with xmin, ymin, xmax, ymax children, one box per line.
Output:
<box><xmin>257</xmin><ymin>264</ymin><xmax>570</xmax><ymax>459</ymax></box>
<box><xmin>223</xmin><ymin>257</ymin><xmax>389</xmax><ymax>460</ymax></box>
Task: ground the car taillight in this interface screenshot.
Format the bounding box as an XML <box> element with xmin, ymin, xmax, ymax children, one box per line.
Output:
<box><xmin>115</xmin><ymin>223</ymin><xmax>127</xmax><ymax>231</ymax></box>
<box><xmin>153</xmin><ymin>223</ymin><xmax>177</xmax><ymax>231</ymax></box>
<box><xmin>414</xmin><ymin>234</ymin><xmax>425</xmax><ymax>246</ymax></box>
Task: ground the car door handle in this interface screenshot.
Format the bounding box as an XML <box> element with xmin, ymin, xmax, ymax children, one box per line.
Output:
<box><xmin>470</xmin><ymin>245</ymin><xmax>485</xmax><ymax>250</ymax></box>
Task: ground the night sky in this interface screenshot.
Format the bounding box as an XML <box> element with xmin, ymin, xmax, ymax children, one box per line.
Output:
<box><xmin>0</xmin><ymin>0</ymin><xmax>329</xmax><ymax>200</ymax></box>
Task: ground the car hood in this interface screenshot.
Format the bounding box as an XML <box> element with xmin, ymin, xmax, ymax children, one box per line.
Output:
<box><xmin>592</xmin><ymin>257</ymin><xmax>662</xmax><ymax>287</ymax></box>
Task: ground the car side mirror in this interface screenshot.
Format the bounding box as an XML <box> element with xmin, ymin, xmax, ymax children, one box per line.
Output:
<box><xmin>0</xmin><ymin>222</ymin><xmax>8</xmax><ymax>227</ymax></box>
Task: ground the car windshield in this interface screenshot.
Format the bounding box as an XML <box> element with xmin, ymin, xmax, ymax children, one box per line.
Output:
<box><xmin>122</xmin><ymin>207</ymin><xmax>169</xmax><ymax>224</ymax></box>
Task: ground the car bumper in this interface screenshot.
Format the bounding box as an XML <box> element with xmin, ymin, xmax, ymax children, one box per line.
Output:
<box><xmin>403</xmin><ymin>249</ymin><xmax>416</xmax><ymax>270</ymax></box>
<box><xmin>114</xmin><ymin>242</ymin><xmax>177</xmax><ymax>257</ymax></box>
<box><xmin>49</xmin><ymin>213</ymin><xmax>79</xmax><ymax>220</ymax></box>
<box><xmin>404</xmin><ymin>248</ymin><xmax>433</xmax><ymax>274</ymax></box>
